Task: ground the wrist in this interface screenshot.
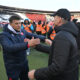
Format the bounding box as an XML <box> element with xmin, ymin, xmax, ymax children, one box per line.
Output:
<box><xmin>27</xmin><ymin>43</ymin><xmax>30</xmax><ymax>48</ymax></box>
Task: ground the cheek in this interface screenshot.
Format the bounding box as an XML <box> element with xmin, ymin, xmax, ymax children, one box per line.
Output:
<box><xmin>55</xmin><ymin>18</ymin><xmax>59</xmax><ymax>23</ymax></box>
<box><xmin>19</xmin><ymin>24</ymin><xmax>21</xmax><ymax>27</ymax></box>
<box><xmin>17</xmin><ymin>24</ymin><xmax>21</xmax><ymax>27</ymax></box>
<box><xmin>17</xmin><ymin>24</ymin><xmax>21</xmax><ymax>28</ymax></box>
<box><xmin>12</xmin><ymin>25</ymin><xmax>17</xmax><ymax>29</ymax></box>
<box><xmin>54</xmin><ymin>19</ymin><xmax>58</xmax><ymax>24</ymax></box>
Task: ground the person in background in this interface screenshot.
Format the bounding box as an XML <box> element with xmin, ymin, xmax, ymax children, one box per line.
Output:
<box><xmin>32</xmin><ymin>21</ymin><xmax>36</xmax><ymax>33</ymax></box>
<box><xmin>41</xmin><ymin>22</ymin><xmax>46</xmax><ymax>36</ymax></box>
<box><xmin>30</xmin><ymin>20</ymin><xmax>35</xmax><ymax>33</ymax></box>
<box><xmin>73</xmin><ymin>19</ymin><xmax>80</xmax><ymax>64</ymax></box>
<box><xmin>23</xmin><ymin>19</ymin><xmax>32</xmax><ymax>33</ymax></box>
<box><xmin>28</xmin><ymin>8</ymin><xmax>79</xmax><ymax>80</ymax></box>
<box><xmin>0</xmin><ymin>15</ymin><xmax>50</xmax><ymax>80</ymax></box>
<box><xmin>22</xmin><ymin>19</ymin><xmax>33</xmax><ymax>55</ymax></box>
<box><xmin>47</xmin><ymin>26</ymin><xmax>56</xmax><ymax>40</ymax></box>
<box><xmin>21</xmin><ymin>22</ymin><xmax>24</xmax><ymax>30</ymax></box>
<box><xmin>36</xmin><ymin>20</ymin><xmax>42</xmax><ymax>35</ymax></box>
<box><xmin>72</xmin><ymin>19</ymin><xmax>78</xmax><ymax>25</ymax></box>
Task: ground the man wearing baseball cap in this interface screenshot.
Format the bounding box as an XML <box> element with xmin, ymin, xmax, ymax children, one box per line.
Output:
<box><xmin>28</xmin><ymin>8</ymin><xmax>79</xmax><ymax>80</ymax></box>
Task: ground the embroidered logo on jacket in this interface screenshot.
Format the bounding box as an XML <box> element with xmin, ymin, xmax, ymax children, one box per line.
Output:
<box><xmin>21</xmin><ymin>32</ymin><xmax>24</xmax><ymax>35</ymax></box>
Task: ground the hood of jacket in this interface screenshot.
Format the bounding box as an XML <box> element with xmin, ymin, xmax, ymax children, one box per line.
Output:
<box><xmin>54</xmin><ymin>21</ymin><xmax>78</xmax><ymax>37</ymax></box>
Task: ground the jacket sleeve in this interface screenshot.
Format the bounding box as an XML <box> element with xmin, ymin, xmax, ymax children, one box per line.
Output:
<box><xmin>34</xmin><ymin>37</ymin><xmax>71</xmax><ymax>80</ymax></box>
<box><xmin>0</xmin><ymin>34</ymin><xmax>29</xmax><ymax>53</ymax></box>
<box><xmin>35</xmin><ymin>44</ymin><xmax>50</xmax><ymax>54</ymax></box>
<box><xmin>24</xmin><ymin>30</ymin><xmax>46</xmax><ymax>42</ymax></box>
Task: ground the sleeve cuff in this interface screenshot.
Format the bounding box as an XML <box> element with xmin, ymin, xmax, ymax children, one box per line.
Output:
<box><xmin>27</xmin><ymin>44</ymin><xmax>30</xmax><ymax>48</ymax></box>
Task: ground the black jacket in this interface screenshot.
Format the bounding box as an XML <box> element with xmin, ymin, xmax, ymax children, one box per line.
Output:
<box><xmin>35</xmin><ymin>44</ymin><xmax>50</xmax><ymax>54</ymax></box>
<box><xmin>34</xmin><ymin>22</ymin><xmax>79</xmax><ymax>80</ymax></box>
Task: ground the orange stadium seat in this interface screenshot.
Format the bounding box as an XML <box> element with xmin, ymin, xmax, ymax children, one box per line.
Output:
<box><xmin>26</xmin><ymin>14</ymin><xmax>46</xmax><ymax>22</ymax></box>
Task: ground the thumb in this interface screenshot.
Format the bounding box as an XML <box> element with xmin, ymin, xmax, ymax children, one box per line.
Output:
<box><xmin>32</xmin><ymin>37</ymin><xmax>34</xmax><ymax>39</ymax></box>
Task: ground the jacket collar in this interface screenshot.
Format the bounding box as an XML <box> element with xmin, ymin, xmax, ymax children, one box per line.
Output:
<box><xmin>8</xmin><ymin>24</ymin><xmax>21</xmax><ymax>34</ymax></box>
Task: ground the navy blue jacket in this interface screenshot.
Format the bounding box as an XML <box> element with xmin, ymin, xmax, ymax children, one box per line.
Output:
<box><xmin>0</xmin><ymin>24</ymin><xmax>46</xmax><ymax>72</ymax></box>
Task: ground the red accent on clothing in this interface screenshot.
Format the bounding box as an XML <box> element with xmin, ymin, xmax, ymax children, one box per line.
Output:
<box><xmin>27</xmin><ymin>44</ymin><xmax>30</xmax><ymax>48</ymax></box>
<box><xmin>21</xmin><ymin>32</ymin><xmax>24</xmax><ymax>35</ymax></box>
<box><xmin>9</xmin><ymin>78</ymin><xmax>12</xmax><ymax>80</ymax></box>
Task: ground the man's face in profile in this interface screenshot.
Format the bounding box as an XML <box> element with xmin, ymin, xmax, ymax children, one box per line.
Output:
<box><xmin>54</xmin><ymin>15</ymin><xmax>62</xmax><ymax>27</ymax></box>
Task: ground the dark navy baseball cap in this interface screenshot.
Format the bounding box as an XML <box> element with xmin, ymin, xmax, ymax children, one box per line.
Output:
<box><xmin>51</xmin><ymin>8</ymin><xmax>71</xmax><ymax>21</ymax></box>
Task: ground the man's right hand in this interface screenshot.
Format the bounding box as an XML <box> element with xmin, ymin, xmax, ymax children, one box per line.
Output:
<box><xmin>27</xmin><ymin>37</ymin><xmax>40</xmax><ymax>47</ymax></box>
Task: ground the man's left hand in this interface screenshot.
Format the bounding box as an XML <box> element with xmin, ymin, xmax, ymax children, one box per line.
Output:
<box><xmin>45</xmin><ymin>39</ymin><xmax>52</xmax><ymax>46</ymax></box>
<box><xmin>28</xmin><ymin>69</ymin><xmax>35</xmax><ymax>80</ymax></box>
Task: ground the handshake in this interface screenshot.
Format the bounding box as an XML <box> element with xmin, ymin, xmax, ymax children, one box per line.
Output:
<box><xmin>24</xmin><ymin>37</ymin><xmax>52</xmax><ymax>80</ymax></box>
<box><xmin>24</xmin><ymin>37</ymin><xmax>40</xmax><ymax>47</ymax></box>
<box><xmin>24</xmin><ymin>37</ymin><xmax>52</xmax><ymax>47</ymax></box>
